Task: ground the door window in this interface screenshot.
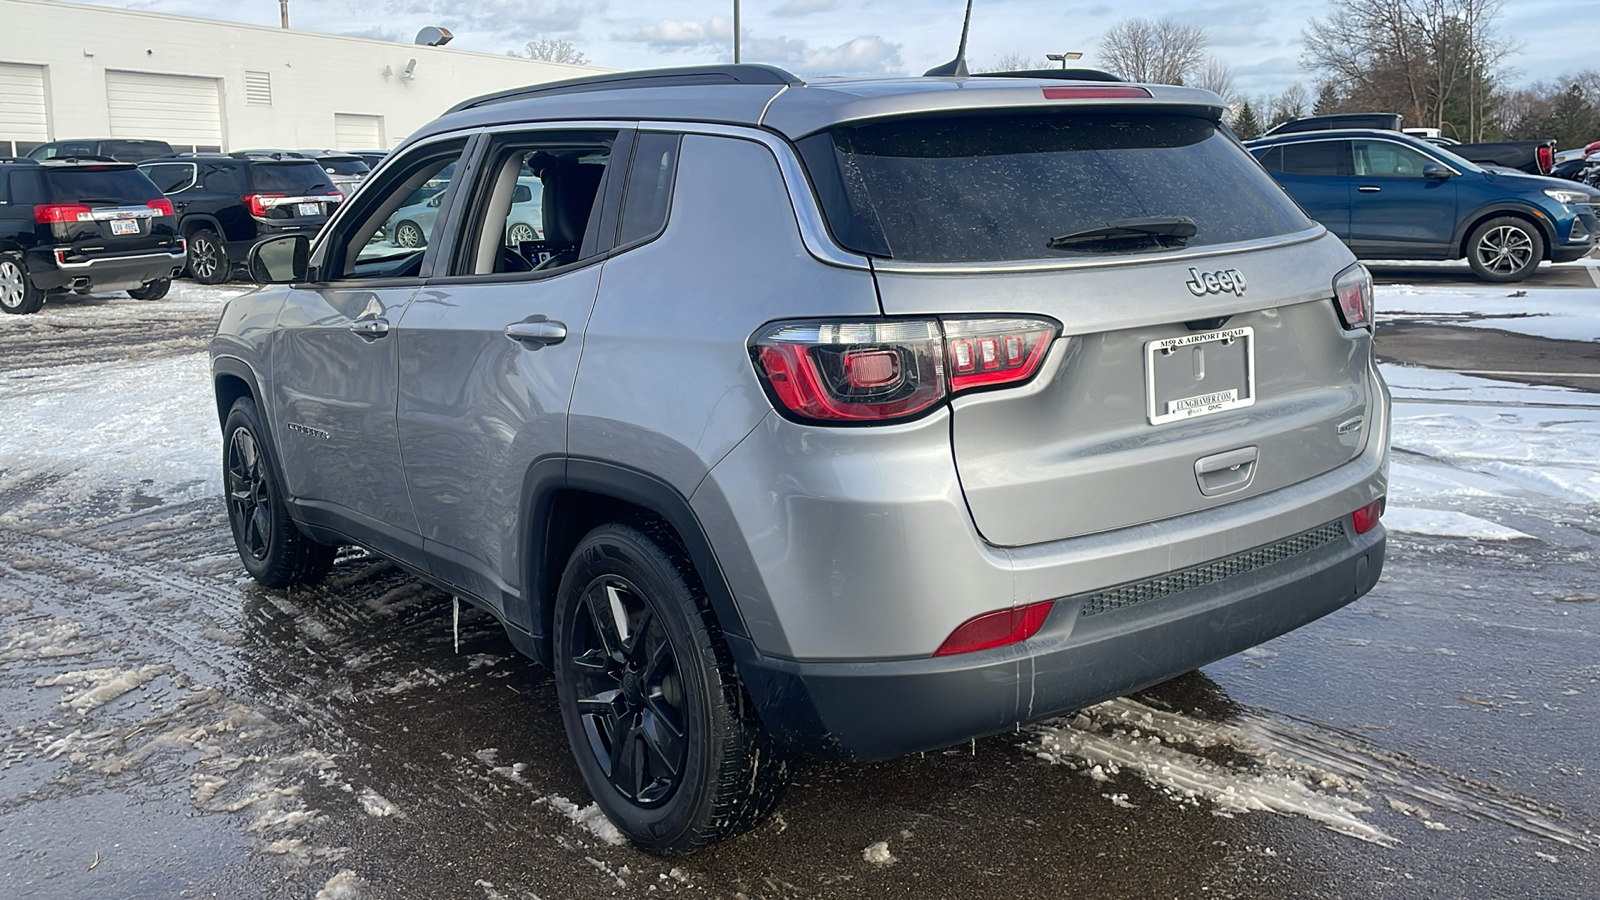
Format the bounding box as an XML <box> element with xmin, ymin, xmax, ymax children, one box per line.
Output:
<box><xmin>1277</xmin><ymin>141</ymin><xmax>1349</xmax><ymax>176</ymax></box>
<box><xmin>1351</xmin><ymin>140</ymin><xmax>1434</xmax><ymax>177</ymax></box>
<box><xmin>454</xmin><ymin>131</ymin><xmax>618</xmax><ymax>277</ymax></box>
<box><xmin>202</xmin><ymin>164</ymin><xmax>244</xmax><ymax>194</ymax></box>
<box><xmin>318</xmin><ymin>137</ymin><xmax>470</xmax><ymax>280</ymax></box>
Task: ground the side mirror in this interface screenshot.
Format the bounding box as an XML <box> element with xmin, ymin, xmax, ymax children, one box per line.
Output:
<box><xmin>248</xmin><ymin>234</ymin><xmax>310</xmax><ymax>284</ymax></box>
<box><xmin>1422</xmin><ymin>163</ymin><xmax>1454</xmax><ymax>180</ymax></box>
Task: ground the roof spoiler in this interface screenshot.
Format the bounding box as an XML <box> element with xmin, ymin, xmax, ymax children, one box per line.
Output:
<box><xmin>446</xmin><ymin>64</ymin><xmax>804</xmax><ymax>115</ymax></box>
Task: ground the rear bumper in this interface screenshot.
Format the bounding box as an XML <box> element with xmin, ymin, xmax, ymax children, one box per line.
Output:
<box><xmin>25</xmin><ymin>245</ymin><xmax>186</xmax><ymax>291</ymax></box>
<box><xmin>734</xmin><ymin>523</ymin><xmax>1385</xmax><ymax>759</ymax></box>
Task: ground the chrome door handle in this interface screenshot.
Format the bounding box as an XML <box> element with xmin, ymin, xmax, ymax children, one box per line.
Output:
<box><xmin>505</xmin><ymin>319</ymin><xmax>567</xmax><ymax>348</ymax></box>
<box><xmin>349</xmin><ymin>318</ymin><xmax>390</xmax><ymax>339</ymax></box>
<box><xmin>1357</xmin><ymin>185</ymin><xmax>1382</xmax><ymax>193</ymax></box>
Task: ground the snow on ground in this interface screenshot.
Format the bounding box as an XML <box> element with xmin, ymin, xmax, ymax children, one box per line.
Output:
<box><xmin>1380</xmin><ymin>284</ymin><xmax>1600</xmax><ymax>343</ymax></box>
<box><xmin>1382</xmin><ymin>507</ymin><xmax>1533</xmax><ymax>541</ymax></box>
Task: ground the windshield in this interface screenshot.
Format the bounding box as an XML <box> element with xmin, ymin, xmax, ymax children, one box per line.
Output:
<box><xmin>252</xmin><ymin>162</ymin><xmax>335</xmax><ymax>194</ymax></box>
<box><xmin>43</xmin><ymin>166</ymin><xmax>162</xmax><ymax>204</ymax></box>
<box><xmin>798</xmin><ymin>111</ymin><xmax>1312</xmax><ymax>263</ymax></box>
<box><xmin>320</xmin><ymin>158</ymin><xmax>370</xmax><ymax>176</ymax></box>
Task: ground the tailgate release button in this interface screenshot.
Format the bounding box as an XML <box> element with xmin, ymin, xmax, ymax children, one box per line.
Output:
<box><xmin>1195</xmin><ymin>446</ymin><xmax>1258</xmax><ymax>497</ymax></box>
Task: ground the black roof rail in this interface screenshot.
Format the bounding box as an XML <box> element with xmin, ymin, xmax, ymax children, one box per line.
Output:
<box><xmin>41</xmin><ymin>155</ymin><xmax>123</xmax><ymax>165</ymax></box>
<box><xmin>980</xmin><ymin>68</ymin><xmax>1125</xmax><ymax>83</ymax></box>
<box><xmin>446</xmin><ymin>64</ymin><xmax>804</xmax><ymax>115</ymax></box>
<box><xmin>0</xmin><ymin>157</ymin><xmax>42</xmax><ymax>166</ymax></box>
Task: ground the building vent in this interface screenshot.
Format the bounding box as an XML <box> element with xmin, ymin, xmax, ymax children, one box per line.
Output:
<box><xmin>245</xmin><ymin>70</ymin><xmax>272</xmax><ymax>106</ymax></box>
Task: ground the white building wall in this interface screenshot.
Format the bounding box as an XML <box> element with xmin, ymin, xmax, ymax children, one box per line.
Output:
<box><xmin>0</xmin><ymin>0</ymin><xmax>606</xmax><ymax>154</ymax></box>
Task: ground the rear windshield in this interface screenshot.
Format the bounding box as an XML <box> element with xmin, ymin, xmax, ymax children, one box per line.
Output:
<box><xmin>319</xmin><ymin>158</ymin><xmax>370</xmax><ymax>176</ymax></box>
<box><xmin>43</xmin><ymin>166</ymin><xmax>162</xmax><ymax>204</ymax></box>
<box><xmin>251</xmin><ymin>161</ymin><xmax>335</xmax><ymax>194</ymax></box>
<box><xmin>798</xmin><ymin>111</ymin><xmax>1312</xmax><ymax>263</ymax></box>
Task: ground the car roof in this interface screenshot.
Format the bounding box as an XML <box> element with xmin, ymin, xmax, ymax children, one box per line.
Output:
<box><xmin>1244</xmin><ymin>129</ymin><xmax>1427</xmax><ymax>146</ymax></box>
<box><xmin>413</xmin><ymin>64</ymin><xmax>1225</xmax><ymax>148</ymax></box>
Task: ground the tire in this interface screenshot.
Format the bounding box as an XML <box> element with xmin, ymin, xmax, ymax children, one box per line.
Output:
<box><xmin>187</xmin><ymin>229</ymin><xmax>230</xmax><ymax>284</ymax></box>
<box><xmin>0</xmin><ymin>252</ymin><xmax>46</xmax><ymax>315</ymax></box>
<box><xmin>222</xmin><ymin>397</ymin><xmax>336</xmax><ymax>588</ymax></box>
<box><xmin>507</xmin><ymin>223</ymin><xmax>537</xmax><ymax>246</ymax></box>
<box><xmin>1466</xmin><ymin>216</ymin><xmax>1544</xmax><ymax>283</ymax></box>
<box><xmin>127</xmin><ymin>278</ymin><xmax>171</xmax><ymax>301</ymax></box>
<box><xmin>553</xmin><ymin>522</ymin><xmax>788</xmax><ymax>853</ymax></box>
<box><xmin>395</xmin><ymin>220</ymin><xmax>426</xmax><ymax>249</ymax></box>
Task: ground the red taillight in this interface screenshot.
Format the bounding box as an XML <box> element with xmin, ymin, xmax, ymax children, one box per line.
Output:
<box><xmin>146</xmin><ymin>198</ymin><xmax>174</xmax><ymax>217</ymax></box>
<box><xmin>752</xmin><ymin>317</ymin><xmax>1059</xmax><ymax>424</ymax></box>
<box><xmin>934</xmin><ymin>601</ymin><xmax>1055</xmax><ymax>657</ymax></box>
<box><xmin>1537</xmin><ymin>144</ymin><xmax>1554</xmax><ymax>175</ymax></box>
<box><xmin>1352</xmin><ymin>498</ymin><xmax>1385</xmax><ymax>534</ymax></box>
<box><xmin>243</xmin><ymin>193</ymin><xmax>284</xmax><ymax>217</ymax></box>
<box><xmin>1043</xmin><ymin>85</ymin><xmax>1153</xmax><ymax>100</ymax></box>
<box><xmin>34</xmin><ymin>203</ymin><xmax>93</xmax><ymax>224</ymax></box>
<box><xmin>1332</xmin><ymin>263</ymin><xmax>1372</xmax><ymax>330</ymax></box>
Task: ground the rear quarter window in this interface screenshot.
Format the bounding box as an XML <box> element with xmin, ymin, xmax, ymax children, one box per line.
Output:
<box><xmin>798</xmin><ymin>111</ymin><xmax>1312</xmax><ymax>263</ymax></box>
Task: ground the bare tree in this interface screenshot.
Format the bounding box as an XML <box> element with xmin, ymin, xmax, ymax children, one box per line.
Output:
<box><xmin>1302</xmin><ymin>0</ymin><xmax>1510</xmax><ymax>140</ymax></box>
<box><xmin>1098</xmin><ymin>17</ymin><xmax>1207</xmax><ymax>85</ymax></box>
<box><xmin>1192</xmin><ymin>58</ymin><xmax>1234</xmax><ymax>99</ymax></box>
<box><xmin>981</xmin><ymin>53</ymin><xmax>1048</xmax><ymax>73</ymax></box>
<box><xmin>510</xmin><ymin>37</ymin><xmax>588</xmax><ymax>66</ymax></box>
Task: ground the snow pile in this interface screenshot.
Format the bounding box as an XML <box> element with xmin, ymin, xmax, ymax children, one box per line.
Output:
<box><xmin>861</xmin><ymin>841</ymin><xmax>897</xmax><ymax>866</ymax></box>
<box><xmin>1378</xmin><ymin>283</ymin><xmax>1600</xmax><ymax>342</ymax></box>
<box><xmin>356</xmin><ymin>788</ymin><xmax>398</xmax><ymax>818</ymax></box>
<box><xmin>36</xmin><ymin>664</ymin><xmax>172</xmax><ymax>713</ymax></box>
<box><xmin>315</xmin><ymin>869</ymin><xmax>367</xmax><ymax>900</ymax></box>
<box><xmin>541</xmin><ymin>794</ymin><xmax>628</xmax><ymax>846</ymax></box>
<box><xmin>1382</xmin><ymin>508</ymin><xmax>1532</xmax><ymax>541</ymax></box>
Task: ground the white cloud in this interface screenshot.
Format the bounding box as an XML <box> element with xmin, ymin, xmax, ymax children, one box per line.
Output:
<box><xmin>773</xmin><ymin>0</ymin><xmax>838</xmax><ymax>17</ymax></box>
<box><xmin>622</xmin><ymin>16</ymin><xmax>733</xmax><ymax>49</ymax></box>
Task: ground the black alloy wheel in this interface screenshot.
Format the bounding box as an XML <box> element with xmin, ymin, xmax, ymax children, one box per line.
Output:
<box><xmin>188</xmin><ymin>229</ymin><xmax>230</xmax><ymax>284</ymax></box>
<box><xmin>569</xmin><ymin>576</ymin><xmax>688</xmax><ymax>807</ymax></box>
<box><xmin>221</xmin><ymin>397</ymin><xmax>335</xmax><ymax>587</ymax></box>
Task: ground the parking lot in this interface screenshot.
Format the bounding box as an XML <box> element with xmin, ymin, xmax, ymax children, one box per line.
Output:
<box><xmin>2</xmin><ymin>264</ymin><xmax>1598</xmax><ymax>899</ymax></box>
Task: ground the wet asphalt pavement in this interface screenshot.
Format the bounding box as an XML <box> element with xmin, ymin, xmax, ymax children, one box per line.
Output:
<box><xmin>1</xmin><ymin>273</ymin><xmax>1597</xmax><ymax>899</ymax></box>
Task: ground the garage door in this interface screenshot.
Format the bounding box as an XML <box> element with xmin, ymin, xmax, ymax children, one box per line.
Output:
<box><xmin>334</xmin><ymin>113</ymin><xmax>384</xmax><ymax>150</ymax></box>
<box><xmin>0</xmin><ymin>63</ymin><xmax>49</xmax><ymax>155</ymax></box>
<box><xmin>105</xmin><ymin>71</ymin><xmax>223</xmax><ymax>149</ymax></box>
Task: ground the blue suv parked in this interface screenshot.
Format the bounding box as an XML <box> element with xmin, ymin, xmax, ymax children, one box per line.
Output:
<box><xmin>1246</xmin><ymin>129</ymin><xmax>1599</xmax><ymax>282</ymax></box>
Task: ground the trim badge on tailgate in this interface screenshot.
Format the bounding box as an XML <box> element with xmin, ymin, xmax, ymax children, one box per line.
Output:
<box><xmin>1184</xmin><ymin>267</ymin><xmax>1247</xmax><ymax>297</ymax></box>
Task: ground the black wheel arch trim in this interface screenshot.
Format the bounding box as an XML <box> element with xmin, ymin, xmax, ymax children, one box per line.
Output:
<box><xmin>181</xmin><ymin>214</ymin><xmax>227</xmax><ymax>240</ymax></box>
<box><xmin>1452</xmin><ymin>202</ymin><xmax>1556</xmax><ymax>257</ymax></box>
<box><xmin>518</xmin><ymin>457</ymin><xmax>752</xmax><ymax>669</ymax></box>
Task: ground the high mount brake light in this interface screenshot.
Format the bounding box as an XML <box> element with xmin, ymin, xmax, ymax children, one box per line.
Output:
<box><xmin>752</xmin><ymin>317</ymin><xmax>1059</xmax><ymax>424</ymax></box>
<box><xmin>1332</xmin><ymin>263</ymin><xmax>1373</xmax><ymax>330</ymax></box>
<box><xmin>34</xmin><ymin>203</ymin><xmax>93</xmax><ymax>224</ymax></box>
<box><xmin>1042</xmin><ymin>85</ymin><xmax>1152</xmax><ymax>100</ymax></box>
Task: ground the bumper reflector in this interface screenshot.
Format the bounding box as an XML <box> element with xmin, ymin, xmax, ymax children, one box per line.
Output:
<box><xmin>934</xmin><ymin>600</ymin><xmax>1055</xmax><ymax>657</ymax></box>
<box><xmin>1352</xmin><ymin>498</ymin><xmax>1385</xmax><ymax>535</ymax></box>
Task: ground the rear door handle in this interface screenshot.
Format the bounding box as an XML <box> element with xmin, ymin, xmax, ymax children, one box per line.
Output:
<box><xmin>1357</xmin><ymin>185</ymin><xmax>1382</xmax><ymax>193</ymax></box>
<box><xmin>1195</xmin><ymin>446</ymin><xmax>1258</xmax><ymax>497</ymax></box>
<box><xmin>505</xmin><ymin>318</ymin><xmax>567</xmax><ymax>348</ymax></box>
<box><xmin>349</xmin><ymin>318</ymin><xmax>390</xmax><ymax>339</ymax></box>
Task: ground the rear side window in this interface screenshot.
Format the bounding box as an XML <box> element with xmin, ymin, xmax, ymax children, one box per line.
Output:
<box><xmin>319</xmin><ymin>158</ymin><xmax>370</xmax><ymax>176</ymax></box>
<box><xmin>202</xmin><ymin>164</ymin><xmax>244</xmax><ymax>194</ymax></box>
<box><xmin>1276</xmin><ymin>142</ymin><xmax>1349</xmax><ymax>176</ymax></box>
<box><xmin>617</xmin><ymin>132</ymin><xmax>681</xmax><ymax>247</ymax></box>
<box><xmin>42</xmin><ymin>166</ymin><xmax>162</xmax><ymax>204</ymax></box>
<box><xmin>251</xmin><ymin>162</ymin><xmax>334</xmax><ymax>194</ymax></box>
<box><xmin>798</xmin><ymin>112</ymin><xmax>1312</xmax><ymax>263</ymax></box>
<box><xmin>142</xmin><ymin>163</ymin><xmax>196</xmax><ymax>193</ymax></box>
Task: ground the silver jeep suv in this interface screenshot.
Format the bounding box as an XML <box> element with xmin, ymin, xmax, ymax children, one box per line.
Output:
<box><xmin>214</xmin><ymin>65</ymin><xmax>1390</xmax><ymax>852</ymax></box>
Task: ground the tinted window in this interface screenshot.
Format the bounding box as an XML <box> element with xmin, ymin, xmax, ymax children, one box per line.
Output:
<box><xmin>1252</xmin><ymin>146</ymin><xmax>1282</xmax><ymax>171</ymax></box>
<box><xmin>0</xmin><ymin>172</ymin><xmax>8</xmax><ymax>204</ymax></box>
<box><xmin>202</xmin><ymin>164</ymin><xmax>244</xmax><ymax>194</ymax></box>
<box><xmin>142</xmin><ymin>163</ymin><xmax>196</xmax><ymax>193</ymax></box>
<box><xmin>103</xmin><ymin>141</ymin><xmax>172</xmax><ymax>162</ymax></box>
<box><xmin>251</xmin><ymin>162</ymin><xmax>334</xmax><ymax>194</ymax></box>
<box><xmin>617</xmin><ymin>133</ymin><xmax>681</xmax><ymax>247</ymax></box>
<box><xmin>42</xmin><ymin>166</ymin><xmax>162</xmax><ymax>204</ymax></box>
<box><xmin>319</xmin><ymin>158</ymin><xmax>370</xmax><ymax>176</ymax></box>
<box><xmin>799</xmin><ymin>112</ymin><xmax>1312</xmax><ymax>263</ymax></box>
<box><xmin>1278</xmin><ymin>142</ymin><xmax>1349</xmax><ymax>176</ymax></box>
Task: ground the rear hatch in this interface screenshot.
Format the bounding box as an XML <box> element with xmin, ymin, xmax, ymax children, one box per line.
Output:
<box><xmin>799</xmin><ymin>106</ymin><xmax>1374</xmax><ymax>546</ymax></box>
<box><xmin>246</xmin><ymin>160</ymin><xmax>342</xmax><ymax>225</ymax></box>
<box><xmin>38</xmin><ymin>163</ymin><xmax>177</xmax><ymax>257</ymax></box>
<box><xmin>314</xmin><ymin>155</ymin><xmax>371</xmax><ymax>196</ymax></box>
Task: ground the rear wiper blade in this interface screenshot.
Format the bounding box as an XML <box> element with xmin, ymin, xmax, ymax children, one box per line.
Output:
<box><xmin>1049</xmin><ymin>216</ymin><xmax>1198</xmax><ymax>249</ymax></box>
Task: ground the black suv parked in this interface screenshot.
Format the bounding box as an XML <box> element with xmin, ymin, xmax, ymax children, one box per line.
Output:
<box><xmin>138</xmin><ymin>155</ymin><xmax>342</xmax><ymax>283</ymax></box>
<box><xmin>28</xmin><ymin>139</ymin><xmax>176</xmax><ymax>164</ymax></box>
<box><xmin>1</xmin><ymin>158</ymin><xmax>185</xmax><ymax>314</ymax></box>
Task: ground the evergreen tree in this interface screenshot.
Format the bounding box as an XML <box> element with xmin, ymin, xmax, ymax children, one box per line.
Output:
<box><xmin>1313</xmin><ymin>81</ymin><xmax>1341</xmax><ymax>116</ymax></box>
<box><xmin>1233</xmin><ymin>100</ymin><xmax>1263</xmax><ymax>140</ymax></box>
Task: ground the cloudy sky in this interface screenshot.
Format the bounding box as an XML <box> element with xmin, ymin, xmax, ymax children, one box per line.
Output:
<box><xmin>45</xmin><ymin>0</ymin><xmax>1590</xmax><ymax>97</ymax></box>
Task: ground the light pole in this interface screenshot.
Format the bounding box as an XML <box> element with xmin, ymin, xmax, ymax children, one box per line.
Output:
<box><xmin>1046</xmin><ymin>52</ymin><xmax>1082</xmax><ymax>69</ymax></box>
<box><xmin>733</xmin><ymin>1</ymin><xmax>741</xmax><ymax>63</ymax></box>
<box><xmin>279</xmin><ymin>0</ymin><xmax>289</xmax><ymax>29</ymax></box>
